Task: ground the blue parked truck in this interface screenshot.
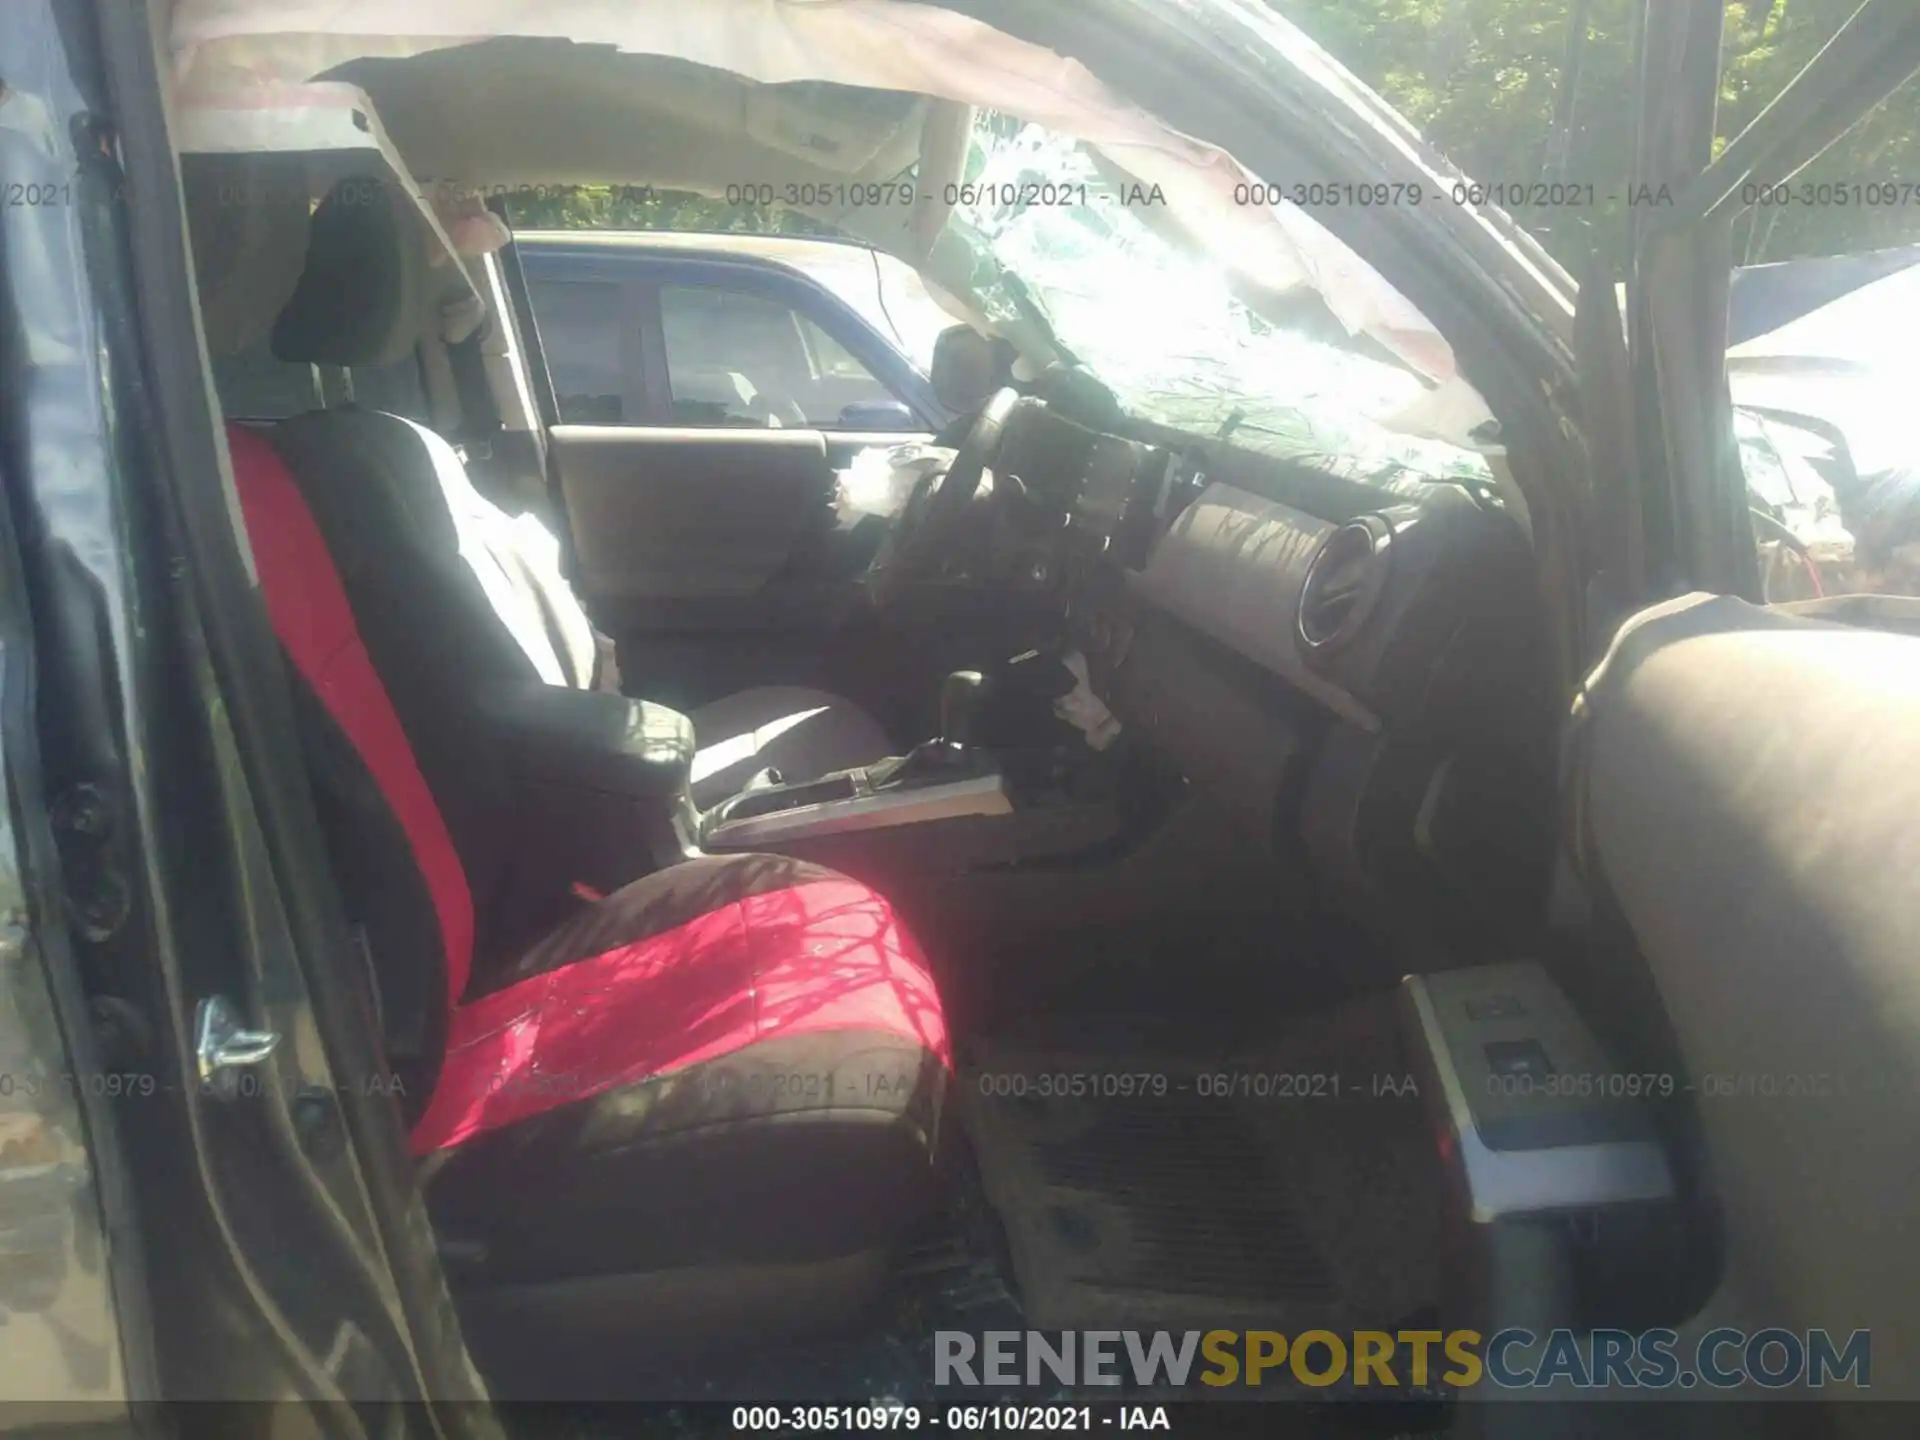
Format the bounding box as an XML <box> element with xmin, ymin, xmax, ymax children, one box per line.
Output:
<box><xmin>516</xmin><ymin>230</ymin><xmax>955</xmax><ymax>440</ymax></box>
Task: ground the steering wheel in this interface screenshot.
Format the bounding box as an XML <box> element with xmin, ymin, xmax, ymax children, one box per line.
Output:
<box><xmin>869</xmin><ymin>386</ymin><xmax>1021</xmax><ymax>609</ymax></box>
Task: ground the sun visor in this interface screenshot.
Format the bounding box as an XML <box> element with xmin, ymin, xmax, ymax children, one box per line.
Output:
<box><xmin>168</xmin><ymin>0</ymin><xmax>1469</xmax><ymax>391</ymax></box>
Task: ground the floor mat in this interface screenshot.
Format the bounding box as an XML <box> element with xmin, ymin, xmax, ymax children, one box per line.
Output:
<box><xmin>957</xmin><ymin>991</ymin><xmax>1441</xmax><ymax>1332</ymax></box>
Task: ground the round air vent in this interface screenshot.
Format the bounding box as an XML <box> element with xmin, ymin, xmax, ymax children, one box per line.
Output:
<box><xmin>1298</xmin><ymin>515</ymin><xmax>1393</xmax><ymax>655</ymax></box>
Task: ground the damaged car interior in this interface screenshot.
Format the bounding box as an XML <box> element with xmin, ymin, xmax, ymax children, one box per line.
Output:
<box><xmin>13</xmin><ymin>0</ymin><xmax>1920</xmax><ymax>1428</ymax></box>
<box><xmin>170</xmin><ymin>41</ymin><xmax>1572</xmax><ymax>1397</ymax></box>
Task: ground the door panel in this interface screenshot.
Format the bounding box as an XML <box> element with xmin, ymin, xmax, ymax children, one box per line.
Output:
<box><xmin>551</xmin><ymin>424</ymin><xmax>841</xmax><ymax>612</ymax></box>
<box><xmin>528</xmin><ymin>256</ymin><xmax>934</xmax><ymax>570</ymax></box>
<box><xmin>1577</xmin><ymin>592</ymin><xmax>1920</xmax><ymax>1399</ymax></box>
<box><xmin>523</xmin><ymin>249</ymin><xmax>944</xmax><ymax>708</ymax></box>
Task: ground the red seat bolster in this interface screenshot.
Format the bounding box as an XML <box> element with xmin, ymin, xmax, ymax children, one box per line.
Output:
<box><xmin>226</xmin><ymin>422</ymin><xmax>477</xmax><ymax>1005</ymax></box>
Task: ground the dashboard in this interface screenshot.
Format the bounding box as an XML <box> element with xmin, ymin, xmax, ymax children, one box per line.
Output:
<box><xmin>1003</xmin><ymin>400</ymin><xmax>1558</xmax><ymax>940</ymax></box>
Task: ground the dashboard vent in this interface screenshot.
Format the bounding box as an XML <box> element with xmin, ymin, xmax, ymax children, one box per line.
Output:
<box><xmin>1298</xmin><ymin>516</ymin><xmax>1393</xmax><ymax>655</ymax></box>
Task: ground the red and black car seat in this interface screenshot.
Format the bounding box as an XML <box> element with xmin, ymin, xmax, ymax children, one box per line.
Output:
<box><xmin>209</xmin><ymin>178</ymin><xmax>951</xmax><ymax>1373</ymax></box>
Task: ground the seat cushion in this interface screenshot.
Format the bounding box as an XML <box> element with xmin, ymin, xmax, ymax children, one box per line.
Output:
<box><xmin>416</xmin><ymin>854</ymin><xmax>949</xmax><ymax>1284</ymax></box>
<box><xmin>689</xmin><ymin>686</ymin><xmax>895</xmax><ymax>809</ymax></box>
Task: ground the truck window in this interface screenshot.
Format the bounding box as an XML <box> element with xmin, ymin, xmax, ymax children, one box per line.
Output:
<box><xmin>657</xmin><ymin>284</ymin><xmax>897</xmax><ymax>428</ymax></box>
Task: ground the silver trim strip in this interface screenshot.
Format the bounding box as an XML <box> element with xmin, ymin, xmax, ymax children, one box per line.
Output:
<box><xmin>703</xmin><ymin>771</ymin><xmax>1011</xmax><ymax>847</ymax></box>
<box><xmin>1405</xmin><ymin>976</ymin><xmax>1676</xmax><ymax>1221</ymax></box>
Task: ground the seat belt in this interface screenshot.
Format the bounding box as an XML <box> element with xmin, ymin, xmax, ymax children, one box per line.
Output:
<box><xmin>447</xmin><ymin>328</ymin><xmax>502</xmax><ymax>457</ymax></box>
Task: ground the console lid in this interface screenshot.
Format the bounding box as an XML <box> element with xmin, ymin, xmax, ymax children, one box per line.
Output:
<box><xmin>478</xmin><ymin>683</ymin><xmax>694</xmax><ymax>798</ymax></box>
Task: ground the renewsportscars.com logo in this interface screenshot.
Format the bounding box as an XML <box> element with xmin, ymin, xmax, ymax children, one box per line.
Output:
<box><xmin>934</xmin><ymin>1328</ymin><xmax>1871</xmax><ymax>1391</ymax></box>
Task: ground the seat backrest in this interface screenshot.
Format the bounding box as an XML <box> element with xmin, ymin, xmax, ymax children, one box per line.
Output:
<box><xmin>193</xmin><ymin>172</ymin><xmax>611</xmax><ymax>1095</ymax></box>
<box><xmin>267</xmin><ymin>406</ymin><xmax>595</xmax><ymax>692</ymax></box>
<box><xmin>223</xmin><ymin>176</ymin><xmax>613</xmax><ymax>956</ymax></box>
<box><xmin>266</xmin><ymin>175</ymin><xmax>599</xmax><ymax>679</ymax></box>
<box><xmin>257</xmin><ymin>410</ymin><xmax>554</xmax><ymax>937</ymax></box>
<box><xmin>226</xmin><ymin>422</ymin><xmax>467</xmax><ymax>1112</ymax></box>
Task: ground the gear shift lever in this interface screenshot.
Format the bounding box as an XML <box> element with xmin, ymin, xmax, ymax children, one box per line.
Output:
<box><xmin>937</xmin><ymin>670</ymin><xmax>986</xmax><ymax>751</ymax></box>
<box><xmin>869</xmin><ymin>670</ymin><xmax>991</xmax><ymax>790</ymax></box>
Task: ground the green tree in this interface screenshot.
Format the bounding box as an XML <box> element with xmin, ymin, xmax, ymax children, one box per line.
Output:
<box><xmin>511</xmin><ymin>4</ymin><xmax>1920</xmax><ymax>271</ymax></box>
<box><xmin>1272</xmin><ymin>0</ymin><xmax>1920</xmax><ymax>268</ymax></box>
<box><xmin>504</xmin><ymin>184</ymin><xmax>838</xmax><ymax>237</ymax></box>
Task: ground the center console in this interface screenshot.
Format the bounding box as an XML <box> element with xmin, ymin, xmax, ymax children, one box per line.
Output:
<box><xmin>701</xmin><ymin>762</ymin><xmax>1012</xmax><ymax>850</ymax></box>
<box><xmin>701</xmin><ymin>664</ymin><xmax>1128</xmax><ymax>880</ymax></box>
<box><xmin>480</xmin><ymin>683</ymin><xmax>701</xmax><ymax>930</ymax></box>
<box><xmin>701</xmin><ymin>669</ymin><xmax>1013</xmax><ymax>850</ymax></box>
<box><xmin>481</xmin><ymin>660</ymin><xmax>1133</xmax><ymax>930</ymax></box>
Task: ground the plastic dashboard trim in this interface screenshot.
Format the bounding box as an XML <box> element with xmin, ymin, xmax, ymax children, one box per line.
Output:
<box><xmin>1127</xmin><ymin>481</ymin><xmax>1382</xmax><ymax>733</ymax></box>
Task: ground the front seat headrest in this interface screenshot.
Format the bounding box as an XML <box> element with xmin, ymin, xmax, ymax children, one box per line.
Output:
<box><xmin>273</xmin><ymin>174</ymin><xmax>429</xmax><ymax>368</ymax></box>
<box><xmin>181</xmin><ymin>156</ymin><xmax>311</xmax><ymax>358</ymax></box>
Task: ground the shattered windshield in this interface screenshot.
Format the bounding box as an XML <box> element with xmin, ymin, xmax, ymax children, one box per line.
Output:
<box><xmin>949</xmin><ymin>119</ymin><xmax>1494</xmax><ymax>494</ymax></box>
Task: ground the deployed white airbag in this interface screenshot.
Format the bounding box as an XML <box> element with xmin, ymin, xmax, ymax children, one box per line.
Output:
<box><xmin>169</xmin><ymin>0</ymin><xmax>1468</xmax><ymax>394</ymax></box>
